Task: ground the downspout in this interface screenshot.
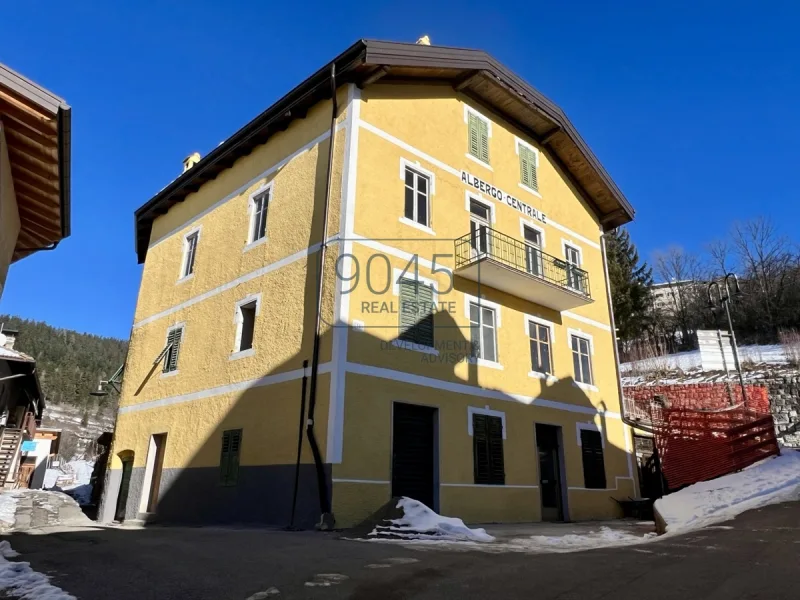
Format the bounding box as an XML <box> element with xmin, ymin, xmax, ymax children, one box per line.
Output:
<box><xmin>305</xmin><ymin>63</ymin><xmax>337</xmax><ymax>529</ymax></box>
<box><xmin>601</xmin><ymin>230</ymin><xmax>644</xmax><ymax>498</ymax></box>
<box><xmin>288</xmin><ymin>360</ymin><xmax>309</xmax><ymax>529</ymax></box>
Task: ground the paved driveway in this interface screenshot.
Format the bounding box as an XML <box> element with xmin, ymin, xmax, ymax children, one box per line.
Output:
<box><xmin>5</xmin><ymin>502</ymin><xmax>799</xmax><ymax>599</ymax></box>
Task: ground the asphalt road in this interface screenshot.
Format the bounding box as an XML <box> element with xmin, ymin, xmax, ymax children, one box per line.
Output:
<box><xmin>6</xmin><ymin>502</ymin><xmax>799</xmax><ymax>599</ymax></box>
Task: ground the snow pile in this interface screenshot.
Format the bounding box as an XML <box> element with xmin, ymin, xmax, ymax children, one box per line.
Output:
<box><xmin>372</xmin><ymin>498</ymin><xmax>495</xmax><ymax>542</ymax></box>
<box><xmin>48</xmin><ymin>460</ymin><xmax>95</xmax><ymax>506</ymax></box>
<box><xmin>0</xmin><ymin>493</ymin><xmax>19</xmax><ymax>527</ymax></box>
<box><xmin>655</xmin><ymin>451</ymin><xmax>800</xmax><ymax>534</ymax></box>
<box><xmin>0</xmin><ymin>540</ymin><xmax>75</xmax><ymax>599</ymax></box>
<box><xmin>64</xmin><ymin>460</ymin><xmax>93</xmax><ymax>486</ymax></box>
<box><xmin>621</xmin><ymin>344</ymin><xmax>788</xmax><ymax>376</ymax></box>
<box><xmin>505</xmin><ymin>526</ymin><xmax>656</xmax><ymax>553</ymax></box>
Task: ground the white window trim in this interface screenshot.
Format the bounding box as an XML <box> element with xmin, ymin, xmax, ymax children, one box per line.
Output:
<box><xmin>463</xmin><ymin>104</ymin><xmax>493</xmax><ymax>170</ymax></box>
<box><xmin>399</xmin><ymin>158</ymin><xmax>436</xmax><ymax>194</ymax></box>
<box><xmin>468</xmin><ymin>405</ymin><xmax>506</xmax><ymax>439</ymax></box>
<box><xmin>178</xmin><ymin>227</ymin><xmax>201</xmax><ymax>283</ymax></box>
<box><xmin>576</xmin><ymin>422</ymin><xmax>605</xmax><ymax>448</ymax></box>
<box><xmin>463</xmin><ymin>294</ymin><xmax>502</xmax><ymax>327</ymax></box>
<box><xmin>392</xmin><ymin>268</ymin><xmax>439</xmax><ymax>303</ymax></box>
<box><xmin>520</xmin><ymin>219</ymin><xmax>546</xmax><ymax>249</ymax></box>
<box><xmin>525</xmin><ymin>314</ymin><xmax>556</xmax><ymax>379</ymax></box>
<box><xmin>529</xmin><ymin>370</ymin><xmax>558</xmax><ymax>384</ymax></box>
<box><xmin>245</xmin><ymin>181</ymin><xmax>273</xmax><ymax>249</ymax></box>
<box><xmin>567</xmin><ymin>328</ymin><xmax>594</xmax><ymax>354</ymax></box>
<box><xmin>465</xmin><ymin>191</ymin><xmax>496</xmax><ymax>224</ymax></box>
<box><xmin>561</xmin><ymin>239</ymin><xmax>584</xmax><ymax>267</ymax></box>
<box><xmin>398</xmin><ymin>217</ymin><xmax>436</xmax><ymax>236</ymax></box>
<box><xmin>161</xmin><ymin>322</ymin><xmax>185</xmax><ymax>378</ymax></box>
<box><xmin>468</xmin><ymin>357</ymin><xmax>505</xmax><ymax>370</ymax></box>
<box><xmin>391</xmin><ymin>339</ymin><xmax>440</xmax><ymax>355</ymax></box>
<box><xmin>515</xmin><ymin>137</ymin><xmax>542</xmax><ymax>198</ymax></box>
<box><xmin>232</xmin><ymin>293</ymin><xmax>262</xmax><ymax>356</ymax></box>
<box><xmin>573</xmin><ymin>381</ymin><xmax>599</xmax><ymax>393</ymax></box>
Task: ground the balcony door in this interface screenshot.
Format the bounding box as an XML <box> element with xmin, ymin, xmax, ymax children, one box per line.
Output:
<box><xmin>469</xmin><ymin>198</ymin><xmax>491</xmax><ymax>257</ymax></box>
<box><xmin>523</xmin><ymin>226</ymin><xmax>543</xmax><ymax>276</ymax></box>
<box><xmin>564</xmin><ymin>245</ymin><xmax>583</xmax><ymax>292</ymax></box>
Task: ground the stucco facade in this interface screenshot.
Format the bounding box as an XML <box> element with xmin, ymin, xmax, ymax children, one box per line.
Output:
<box><xmin>103</xmin><ymin>42</ymin><xmax>637</xmax><ymax>528</ymax></box>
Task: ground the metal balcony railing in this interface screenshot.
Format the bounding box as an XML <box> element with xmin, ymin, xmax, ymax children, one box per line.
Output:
<box><xmin>454</xmin><ymin>226</ymin><xmax>591</xmax><ymax>298</ymax></box>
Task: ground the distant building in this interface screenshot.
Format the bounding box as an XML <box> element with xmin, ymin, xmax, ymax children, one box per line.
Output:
<box><xmin>0</xmin><ymin>63</ymin><xmax>71</xmax><ymax>488</ymax></box>
<box><xmin>650</xmin><ymin>280</ymin><xmax>696</xmax><ymax>316</ymax></box>
<box><xmin>102</xmin><ymin>40</ymin><xmax>638</xmax><ymax>528</ymax></box>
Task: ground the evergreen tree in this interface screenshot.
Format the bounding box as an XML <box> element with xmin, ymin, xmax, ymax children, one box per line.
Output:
<box><xmin>606</xmin><ymin>227</ymin><xmax>653</xmax><ymax>341</ymax></box>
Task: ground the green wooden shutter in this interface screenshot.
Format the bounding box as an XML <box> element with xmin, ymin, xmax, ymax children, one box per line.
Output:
<box><xmin>580</xmin><ymin>430</ymin><xmax>606</xmax><ymax>489</ymax></box>
<box><xmin>520</xmin><ymin>146</ymin><xmax>538</xmax><ymax>191</ymax></box>
<box><xmin>398</xmin><ymin>279</ymin><xmax>434</xmax><ymax>347</ymax></box>
<box><xmin>416</xmin><ymin>283</ymin><xmax>434</xmax><ymax>347</ymax></box>
<box><xmin>163</xmin><ymin>328</ymin><xmax>182</xmax><ymax>373</ymax></box>
<box><xmin>472</xmin><ymin>414</ymin><xmax>491</xmax><ymax>484</ymax></box>
<box><xmin>468</xmin><ymin>113</ymin><xmax>481</xmax><ymax>159</ymax></box>
<box><xmin>487</xmin><ymin>415</ymin><xmax>505</xmax><ymax>484</ymax></box>
<box><xmin>398</xmin><ymin>279</ymin><xmax>418</xmax><ymax>342</ymax></box>
<box><xmin>478</xmin><ymin>118</ymin><xmax>489</xmax><ymax>163</ymax></box>
<box><xmin>220</xmin><ymin>429</ymin><xmax>242</xmax><ymax>486</ymax></box>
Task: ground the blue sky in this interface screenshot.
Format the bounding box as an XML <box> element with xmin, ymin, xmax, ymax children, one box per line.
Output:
<box><xmin>1</xmin><ymin>1</ymin><xmax>797</xmax><ymax>339</ymax></box>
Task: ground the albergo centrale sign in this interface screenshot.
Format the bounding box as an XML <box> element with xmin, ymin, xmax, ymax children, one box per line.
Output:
<box><xmin>461</xmin><ymin>170</ymin><xmax>546</xmax><ymax>224</ymax></box>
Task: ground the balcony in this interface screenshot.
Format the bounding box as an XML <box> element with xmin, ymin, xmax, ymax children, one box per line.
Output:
<box><xmin>454</xmin><ymin>226</ymin><xmax>593</xmax><ymax>311</ymax></box>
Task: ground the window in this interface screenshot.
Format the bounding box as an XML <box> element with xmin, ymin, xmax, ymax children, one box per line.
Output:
<box><xmin>163</xmin><ymin>326</ymin><xmax>183</xmax><ymax>373</ymax></box>
<box><xmin>235</xmin><ymin>300</ymin><xmax>258</xmax><ymax>353</ymax></box>
<box><xmin>469</xmin><ymin>302</ymin><xmax>497</xmax><ymax>363</ymax></box>
<box><xmin>469</xmin><ymin>198</ymin><xmax>491</xmax><ymax>256</ymax></box>
<box><xmin>467</xmin><ymin>111</ymin><xmax>490</xmax><ymax>164</ymax></box>
<box><xmin>398</xmin><ymin>278</ymin><xmax>435</xmax><ymax>347</ymax></box>
<box><xmin>571</xmin><ymin>334</ymin><xmax>593</xmax><ymax>385</ymax></box>
<box><xmin>403</xmin><ymin>167</ymin><xmax>430</xmax><ymax>227</ymax></box>
<box><xmin>219</xmin><ymin>429</ymin><xmax>242</xmax><ymax>486</ymax></box>
<box><xmin>181</xmin><ymin>231</ymin><xmax>199</xmax><ymax>279</ymax></box>
<box><xmin>519</xmin><ymin>144</ymin><xmax>539</xmax><ymax>191</ymax></box>
<box><xmin>529</xmin><ymin>321</ymin><xmax>552</xmax><ymax>375</ymax></box>
<box><xmin>564</xmin><ymin>244</ymin><xmax>584</xmax><ymax>292</ymax></box>
<box><xmin>249</xmin><ymin>188</ymin><xmax>270</xmax><ymax>244</ymax></box>
<box><xmin>523</xmin><ymin>226</ymin><xmax>542</xmax><ymax>276</ymax></box>
<box><xmin>580</xmin><ymin>429</ymin><xmax>606</xmax><ymax>489</ymax></box>
<box><xmin>472</xmin><ymin>413</ymin><xmax>504</xmax><ymax>485</ymax></box>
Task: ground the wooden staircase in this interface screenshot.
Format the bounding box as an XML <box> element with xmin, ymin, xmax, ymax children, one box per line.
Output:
<box><xmin>0</xmin><ymin>428</ymin><xmax>23</xmax><ymax>488</ymax></box>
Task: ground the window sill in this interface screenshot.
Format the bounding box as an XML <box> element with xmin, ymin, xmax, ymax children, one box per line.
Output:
<box><xmin>160</xmin><ymin>370</ymin><xmax>179</xmax><ymax>379</ymax></box>
<box><xmin>176</xmin><ymin>274</ymin><xmax>194</xmax><ymax>285</ymax></box>
<box><xmin>243</xmin><ymin>236</ymin><xmax>268</xmax><ymax>253</ymax></box>
<box><xmin>518</xmin><ymin>183</ymin><xmax>542</xmax><ymax>199</ymax></box>
<box><xmin>573</xmin><ymin>381</ymin><xmax>599</xmax><ymax>393</ymax></box>
<box><xmin>465</xmin><ymin>153</ymin><xmax>493</xmax><ymax>171</ymax></box>
<box><xmin>468</xmin><ymin>358</ymin><xmax>504</xmax><ymax>370</ymax></box>
<box><xmin>398</xmin><ymin>217</ymin><xmax>436</xmax><ymax>236</ymax></box>
<box><xmin>391</xmin><ymin>339</ymin><xmax>439</xmax><ymax>355</ymax></box>
<box><xmin>229</xmin><ymin>348</ymin><xmax>255</xmax><ymax>361</ymax></box>
<box><xmin>528</xmin><ymin>371</ymin><xmax>558</xmax><ymax>384</ymax></box>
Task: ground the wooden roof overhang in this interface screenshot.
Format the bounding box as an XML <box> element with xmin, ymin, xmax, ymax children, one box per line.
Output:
<box><xmin>0</xmin><ymin>63</ymin><xmax>71</xmax><ymax>261</ymax></box>
<box><xmin>135</xmin><ymin>40</ymin><xmax>634</xmax><ymax>263</ymax></box>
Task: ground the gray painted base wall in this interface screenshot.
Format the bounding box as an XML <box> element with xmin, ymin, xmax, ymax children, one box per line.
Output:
<box><xmin>105</xmin><ymin>464</ymin><xmax>331</xmax><ymax>529</ymax></box>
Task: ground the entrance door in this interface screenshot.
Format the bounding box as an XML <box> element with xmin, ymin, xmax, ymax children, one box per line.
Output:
<box><xmin>115</xmin><ymin>457</ymin><xmax>134</xmax><ymax>521</ymax></box>
<box><xmin>536</xmin><ymin>424</ymin><xmax>565</xmax><ymax>521</ymax></box>
<box><xmin>146</xmin><ymin>433</ymin><xmax>167</xmax><ymax>512</ymax></box>
<box><xmin>392</xmin><ymin>403</ymin><xmax>436</xmax><ymax>509</ymax></box>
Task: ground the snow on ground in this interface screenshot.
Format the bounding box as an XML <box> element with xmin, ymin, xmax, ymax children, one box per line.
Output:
<box><xmin>371</xmin><ymin>498</ymin><xmax>495</xmax><ymax>542</ymax></box>
<box><xmin>0</xmin><ymin>493</ymin><xmax>19</xmax><ymax>527</ymax></box>
<box><xmin>621</xmin><ymin>344</ymin><xmax>788</xmax><ymax>375</ymax></box>
<box><xmin>46</xmin><ymin>459</ymin><xmax>95</xmax><ymax>506</ymax></box>
<box><xmin>0</xmin><ymin>540</ymin><xmax>75</xmax><ymax>599</ymax></box>
<box><xmin>655</xmin><ymin>450</ymin><xmax>800</xmax><ymax>534</ymax></box>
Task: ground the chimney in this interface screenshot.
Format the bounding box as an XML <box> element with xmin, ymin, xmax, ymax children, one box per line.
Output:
<box><xmin>183</xmin><ymin>152</ymin><xmax>201</xmax><ymax>173</ymax></box>
<box><xmin>416</xmin><ymin>35</ymin><xmax>431</xmax><ymax>46</ymax></box>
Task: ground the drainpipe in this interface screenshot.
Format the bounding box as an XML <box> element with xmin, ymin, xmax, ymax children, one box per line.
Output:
<box><xmin>289</xmin><ymin>360</ymin><xmax>309</xmax><ymax>529</ymax></box>
<box><xmin>305</xmin><ymin>63</ymin><xmax>337</xmax><ymax>529</ymax></box>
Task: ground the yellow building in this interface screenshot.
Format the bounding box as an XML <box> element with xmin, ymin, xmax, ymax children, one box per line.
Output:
<box><xmin>101</xmin><ymin>40</ymin><xmax>637</xmax><ymax>528</ymax></box>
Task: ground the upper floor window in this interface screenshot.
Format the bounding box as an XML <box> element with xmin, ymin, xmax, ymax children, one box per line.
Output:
<box><xmin>398</xmin><ymin>278</ymin><xmax>435</xmax><ymax>348</ymax></box>
<box><xmin>528</xmin><ymin>320</ymin><xmax>552</xmax><ymax>375</ymax></box>
<box><xmin>469</xmin><ymin>197</ymin><xmax>491</xmax><ymax>256</ymax></box>
<box><xmin>466</xmin><ymin>108</ymin><xmax>490</xmax><ymax>164</ymax></box>
<box><xmin>523</xmin><ymin>225</ymin><xmax>543</xmax><ymax>276</ymax></box>
<box><xmin>517</xmin><ymin>141</ymin><xmax>539</xmax><ymax>192</ymax></box>
<box><xmin>563</xmin><ymin>243</ymin><xmax>584</xmax><ymax>292</ymax></box>
<box><xmin>180</xmin><ymin>230</ymin><xmax>199</xmax><ymax>279</ymax></box>
<box><xmin>571</xmin><ymin>334</ymin><xmax>593</xmax><ymax>385</ymax></box>
<box><xmin>469</xmin><ymin>301</ymin><xmax>497</xmax><ymax>363</ymax></box>
<box><xmin>233</xmin><ymin>295</ymin><xmax>260</xmax><ymax>355</ymax></box>
<box><xmin>249</xmin><ymin>187</ymin><xmax>270</xmax><ymax>245</ymax></box>
<box><xmin>403</xmin><ymin>167</ymin><xmax>430</xmax><ymax>228</ymax></box>
<box><xmin>163</xmin><ymin>325</ymin><xmax>184</xmax><ymax>374</ymax></box>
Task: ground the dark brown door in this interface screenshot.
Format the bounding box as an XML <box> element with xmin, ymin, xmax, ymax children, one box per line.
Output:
<box><xmin>114</xmin><ymin>458</ymin><xmax>134</xmax><ymax>521</ymax></box>
<box><xmin>392</xmin><ymin>403</ymin><xmax>436</xmax><ymax>509</ymax></box>
<box><xmin>536</xmin><ymin>424</ymin><xmax>564</xmax><ymax>521</ymax></box>
<box><xmin>146</xmin><ymin>434</ymin><xmax>167</xmax><ymax>512</ymax></box>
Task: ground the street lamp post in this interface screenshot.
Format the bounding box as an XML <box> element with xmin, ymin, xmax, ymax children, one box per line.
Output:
<box><xmin>707</xmin><ymin>274</ymin><xmax>748</xmax><ymax>407</ymax></box>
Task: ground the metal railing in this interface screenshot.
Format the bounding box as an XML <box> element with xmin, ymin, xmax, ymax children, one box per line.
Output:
<box><xmin>454</xmin><ymin>226</ymin><xmax>591</xmax><ymax>297</ymax></box>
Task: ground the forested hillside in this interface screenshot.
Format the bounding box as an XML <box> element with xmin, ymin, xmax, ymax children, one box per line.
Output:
<box><xmin>0</xmin><ymin>315</ymin><xmax>128</xmax><ymax>410</ymax></box>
